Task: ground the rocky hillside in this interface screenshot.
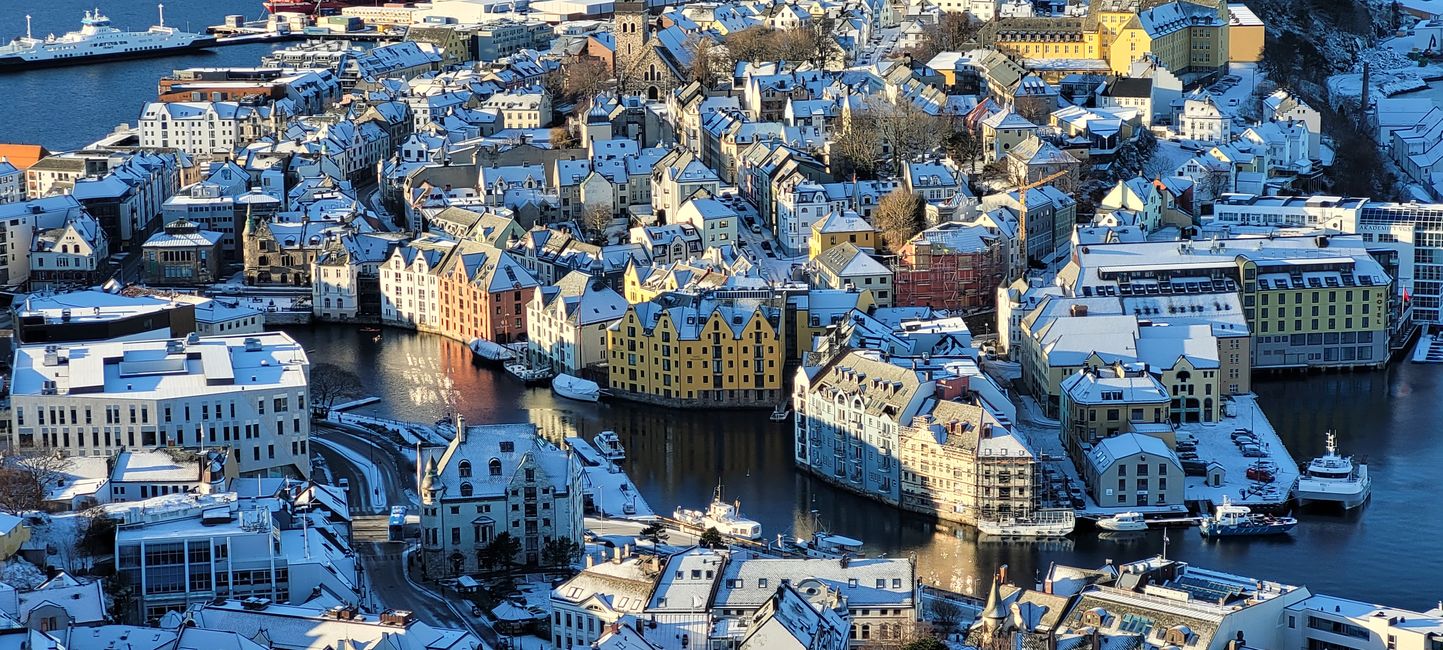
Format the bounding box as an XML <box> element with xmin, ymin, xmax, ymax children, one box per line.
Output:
<box><xmin>1252</xmin><ymin>0</ymin><xmax>1394</xmax><ymax>103</ymax></box>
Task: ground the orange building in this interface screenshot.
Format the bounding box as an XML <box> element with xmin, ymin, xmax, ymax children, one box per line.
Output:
<box><xmin>437</xmin><ymin>243</ymin><xmax>540</xmax><ymax>344</ymax></box>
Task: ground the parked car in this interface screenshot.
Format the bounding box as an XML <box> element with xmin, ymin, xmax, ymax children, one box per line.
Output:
<box><xmin>1246</xmin><ymin>466</ymin><xmax>1274</xmax><ymax>482</ymax></box>
<box><xmin>750</xmin><ymin>223</ymin><xmax>762</xmax><ymax>234</ymax></box>
<box><xmin>1241</xmin><ymin>444</ymin><xmax>1266</xmax><ymax>458</ymax></box>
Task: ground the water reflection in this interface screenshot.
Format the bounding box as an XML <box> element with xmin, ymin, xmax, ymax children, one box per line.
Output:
<box><xmin>287</xmin><ymin>324</ymin><xmax>1443</xmax><ymax>608</ymax></box>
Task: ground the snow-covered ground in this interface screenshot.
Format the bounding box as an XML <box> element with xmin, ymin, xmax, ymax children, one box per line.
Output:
<box><xmin>1014</xmin><ymin>391</ymin><xmax>1299</xmax><ymax>517</ymax></box>
<box><xmin>581</xmin><ymin>461</ymin><xmax>655</xmax><ymax>519</ymax></box>
<box><xmin>1181</xmin><ymin>394</ymin><xmax>1299</xmax><ymax>508</ymax></box>
<box><xmin>330</xmin><ymin>411</ymin><xmax>450</xmax><ymax>446</ymax></box>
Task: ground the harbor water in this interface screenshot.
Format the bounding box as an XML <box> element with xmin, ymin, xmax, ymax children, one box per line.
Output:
<box><xmin>284</xmin><ymin>323</ymin><xmax>1443</xmax><ymax>609</ymax></box>
<box><xmin>0</xmin><ymin>0</ymin><xmax>271</xmax><ymax>151</ymax></box>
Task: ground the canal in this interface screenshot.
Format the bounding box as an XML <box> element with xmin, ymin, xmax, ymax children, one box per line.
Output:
<box><xmin>284</xmin><ymin>323</ymin><xmax>1443</xmax><ymax>608</ymax></box>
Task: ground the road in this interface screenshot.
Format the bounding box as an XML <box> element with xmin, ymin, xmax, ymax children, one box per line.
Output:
<box><xmin>312</xmin><ymin>424</ymin><xmax>500</xmax><ymax>644</ymax></box>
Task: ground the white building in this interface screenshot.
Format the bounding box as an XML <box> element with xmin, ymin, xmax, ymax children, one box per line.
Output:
<box><xmin>138</xmin><ymin>101</ymin><xmax>271</xmax><ymax>158</ymax></box>
<box><xmin>0</xmin><ymin>195</ymin><xmax>86</xmax><ymax>287</ymax></box>
<box><xmin>776</xmin><ymin>180</ymin><xmax>830</xmax><ymax>255</ymax></box>
<box><xmin>378</xmin><ymin>236</ymin><xmax>455</xmax><ymax>331</ymax></box>
<box><xmin>1179</xmin><ymin>94</ymin><xmax>1231</xmax><ymax>144</ymax></box>
<box><xmin>419</xmin><ymin>420</ymin><xmax>585</xmax><ymax>573</ymax></box>
<box><xmin>9</xmin><ymin>333</ymin><xmax>312</xmax><ymax>478</ymax></box>
<box><xmin>527</xmin><ymin>271</ymin><xmax>628</xmax><ymax>374</ymax></box>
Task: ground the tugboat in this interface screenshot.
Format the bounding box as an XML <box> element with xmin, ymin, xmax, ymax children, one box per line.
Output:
<box><xmin>1295</xmin><ymin>431</ymin><xmax>1371</xmax><ymax>510</ymax></box>
<box><xmin>592</xmin><ymin>431</ymin><xmax>625</xmax><ymax>463</ymax></box>
<box><xmin>673</xmin><ymin>484</ymin><xmax>762</xmax><ymax>540</ymax></box>
<box><xmin>1096</xmin><ymin>512</ymin><xmax>1149</xmax><ymax>532</ymax></box>
<box><xmin>976</xmin><ymin>508</ymin><xmax>1075</xmax><ymax>538</ymax></box>
<box><xmin>1198</xmin><ymin>498</ymin><xmax>1296</xmax><ymax>538</ymax></box>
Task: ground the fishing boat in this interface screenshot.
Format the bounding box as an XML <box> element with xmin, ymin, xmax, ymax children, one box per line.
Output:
<box><xmin>552</xmin><ymin>373</ymin><xmax>601</xmax><ymax>402</ymax></box>
<box><xmin>469</xmin><ymin>338</ymin><xmax>514</xmax><ymax>364</ymax></box>
<box><xmin>976</xmin><ymin>508</ymin><xmax>1075</xmax><ymax>538</ymax></box>
<box><xmin>1198</xmin><ymin>498</ymin><xmax>1296</xmax><ymax>538</ymax></box>
<box><xmin>1295</xmin><ymin>431</ymin><xmax>1370</xmax><ymax>509</ymax></box>
<box><xmin>1096</xmin><ymin>512</ymin><xmax>1149</xmax><ymax>532</ymax></box>
<box><xmin>593</xmin><ymin>431</ymin><xmax>625</xmax><ymax>463</ymax></box>
<box><xmin>503</xmin><ymin>362</ymin><xmax>553</xmax><ymax>386</ymax></box>
<box><xmin>673</xmin><ymin>485</ymin><xmax>762</xmax><ymax>540</ymax></box>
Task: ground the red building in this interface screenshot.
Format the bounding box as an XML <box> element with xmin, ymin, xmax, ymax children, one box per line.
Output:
<box><xmin>437</xmin><ymin>244</ymin><xmax>539</xmax><ymax>344</ymax></box>
<box><xmin>893</xmin><ymin>222</ymin><xmax>1008</xmax><ymax>313</ymax></box>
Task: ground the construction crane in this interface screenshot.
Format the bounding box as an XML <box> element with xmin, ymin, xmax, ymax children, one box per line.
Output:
<box><xmin>1014</xmin><ymin>169</ymin><xmax>1070</xmax><ymax>271</ymax></box>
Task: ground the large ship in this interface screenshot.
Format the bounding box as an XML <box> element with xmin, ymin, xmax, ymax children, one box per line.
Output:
<box><xmin>0</xmin><ymin>6</ymin><xmax>217</xmax><ymax>71</ymax></box>
<box><xmin>976</xmin><ymin>508</ymin><xmax>1076</xmax><ymax>538</ymax></box>
<box><xmin>1295</xmin><ymin>432</ymin><xmax>1371</xmax><ymax>510</ymax></box>
<box><xmin>264</xmin><ymin>0</ymin><xmax>388</xmax><ymax>15</ymax></box>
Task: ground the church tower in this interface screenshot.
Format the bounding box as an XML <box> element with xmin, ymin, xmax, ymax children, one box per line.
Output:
<box><xmin>613</xmin><ymin>2</ymin><xmax>650</xmax><ymax>78</ymax></box>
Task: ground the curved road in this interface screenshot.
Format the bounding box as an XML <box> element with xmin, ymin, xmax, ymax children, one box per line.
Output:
<box><xmin>312</xmin><ymin>424</ymin><xmax>498</xmax><ymax>644</ymax></box>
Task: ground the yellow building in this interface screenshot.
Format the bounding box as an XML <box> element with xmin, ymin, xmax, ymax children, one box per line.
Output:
<box><xmin>0</xmin><ymin>514</ymin><xmax>30</xmax><ymax>560</ymax></box>
<box><xmin>981</xmin><ymin>0</ymin><xmax>1231</xmax><ymax>76</ymax></box>
<box><xmin>787</xmin><ymin>288</ymin><xmax>876</xmax><ymax>359</ymax></box>
<box><xmin>606</xmin><ymin>297</ymin><xmax>784</xmax><ymax>407</ymax></box>
<box><xmin>898</xmin><ymin>401</ymin><xmax>1040</xmax><ymax>525</ymax></box>
<box><xmin>623</xmin><ymin>261</ymin><xmax>736</xmax><ymax>304</ymax></box>
<box><xmin>808</xmin><ymin>211</ymin><xmax>877</xmax><ymax>260</ymax></box>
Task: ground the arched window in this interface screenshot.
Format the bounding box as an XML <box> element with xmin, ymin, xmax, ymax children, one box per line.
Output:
<box><xmin>489</xmin><ymin>458</ymin><xmax>503</xmax><ymax>477</ymax></box>
<box><xmin>458</xmin><ymin>460</ymin><xmax>472</xmax><ymax>478</ymax></box>
<box><xmin>460</xmin><ymin>482</ymin><xmax>473</xmax><ymax>497</ymax></box>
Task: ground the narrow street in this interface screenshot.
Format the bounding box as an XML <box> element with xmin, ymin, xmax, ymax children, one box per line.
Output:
<box><xmin>313</xmin><ymin>424</ymin><xmax>500</xmax><ymax>645</ymax></box>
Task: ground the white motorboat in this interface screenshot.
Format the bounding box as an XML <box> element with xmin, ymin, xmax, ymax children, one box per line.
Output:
<box><xmin>1096</xmin><ymin>512</ymin><xmax>1149</xmax><ymax>532</ymax></box>
<box><xmin>1296</xmin><ymin>431</ymin><xmax>1371</xmax><ymax>510</ymax></box>
<box><xmin>593</xmin><ymin>431</ymin><xmax>625</xmax><ymax>462</ymax></box>
<box><xmin>673</xmin><ymin>485</ymin><xmax>762</xmax><ymax>540</ymax></box>
<box><xmin>552</xmin><ymin>373</ymin><xmax>601</xmax><ymax>402</ymax></box>
<box><xmin>976</xmin><ymin>508</ymin><xmax>1075</xmax><ymax>538</ymax></box>
<box><xmin>469</xmin><ymin>338</ymin><xmax>513</xmax><ymax>363</ymax></box>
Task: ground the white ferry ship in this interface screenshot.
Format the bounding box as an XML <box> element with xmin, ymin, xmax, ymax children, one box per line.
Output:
<box><xmin>1296</xmin><ymin>432</ymin><xmax>1371</xmax><ymax>510</ymax></box>
<box><xmin>0</xmin><ymin>6</ymin><xmax>217</xmax><ymax>72</ymax></box>
<box><xmin>976</xmin><ymin>508</ymin><xmax>1075</xmax><ymax>538</ymax></box>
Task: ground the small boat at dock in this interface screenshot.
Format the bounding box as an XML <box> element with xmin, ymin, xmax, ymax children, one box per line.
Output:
<box><xmin>593</xmin><ymin>431</ymin><xmax>625</xmax><ymax>463</ymax></box>
<box><xmin>552</xmin><ymin>373</ymin><xmax>601</xmax><ymax>402</ymax></box>
<box><xmin>504</xmin><ymin>362</ymin><xmax>553</xmax><ymax>386</ymax></box>
<box><xmin>769</xmin><ymin>403</ymin><xmax>790</xmax><ymax>422</ymax></box>
<box><xmin>469</xmin><ymin>338</ymin><xmax>514</xmax><ymax>363</ymax></box>
<box><xmin>674</xmin><ymin>484</ymin><xmax>762</xmax><ymax>540</ymax></box>
<box><xmin>1096</xmin><ymin>512</ymin><xmax>1149</xmax><ymax>532</ymax></box>
<box><xmin>1199</xmin><ymin>498</ymin><xmax>1296</xmax><ymax>538</ymax></box>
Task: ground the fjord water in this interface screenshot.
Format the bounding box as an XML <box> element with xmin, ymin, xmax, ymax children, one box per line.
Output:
<box><xmin>0</xmin><ymin>0</ymin><xmax>268</xmax><ymax>150</ymax></box>
<box><xmin>288</xmin><ymin>323</ymin><xmax>1443</xmax><ymax>609</ymax></box>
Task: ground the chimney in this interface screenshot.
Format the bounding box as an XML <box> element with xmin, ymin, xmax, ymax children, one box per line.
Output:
<box><xmin>455</xmin><ymin>413</ymin><xmax>466</xmax><ymax>443</ymax></box>
<box><xmin>586</xmin><ymin>553</ymin><xmax>595</xmax><ymax>569</ymax></box>
<box><xmin>999</xmin><ymin>564</ymin><xmax>1009</xmax><ymax>585</ymax></box>
<box><xmin>612</xmin><ymin>546</ymin><xmax>622</xmax><ymax>564</ymax></box>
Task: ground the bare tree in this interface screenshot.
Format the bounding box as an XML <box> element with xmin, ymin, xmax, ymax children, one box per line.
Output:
<box><xmin>0</xmin><ymin>465</ymin><xmax>45</xmax><ymax>513</ymax></box>
<box><xmin>309</xmin><ymin>362</ymin><xmax>365</xmax><ymax>415</ymax></box>
<box><xmin>686</xmin><ymin>36</ymin><xmax>727</xmax><ymax>88</ymax></box>
<box><xmin>875</xmin><ymin>189</ymin><xmax>926</xmax><ymax>253</ymax></box>
<box><xmin>830</xmin><ymin>111</ymin><xmax>883</xmax><ymax>179</ymax></box>
<box><xmin>582</xmin><ymin>204</ymin><xmax>615</xmax><ymax>244</ymax></box>
<box><xmin>869</xmin><ymin>97</ymin><xmax>940</xmax><ymax>177</ymax></box>
<box><xmin>907</xmin><ymin>13</ymin><xmax>982</xmax><ymax>63</ymax></box>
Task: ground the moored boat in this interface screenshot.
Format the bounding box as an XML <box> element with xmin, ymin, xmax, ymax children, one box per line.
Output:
<box><xmin>976</xmin><ymin>508</ymin><xmax>1075</xmax><ymax>538</ymax></box>
<box><xmin>503</xmin><ymin>362</ymin><xmax>553</xmax><ymax>386</ymax></box>
<box><xmin>469</xmin><ymin>338</ymin><xmax>514</xmax><ymax>363</ymax></box>
<box><xmin>1096</xmin><ymin>512</ymin><xmax>1149</xmax><ymax>532</ymax></box>
<box><xmin>593</xmin><ymin>431</ymin><xmax>625</xmax><ymax>462</ymax></box>
<box><xmin>0</xmin><ymin>7</ymin><xmax>218</xmax><ymax>71</ymax></box>
<box><xmin>1198</xmin><ymin>498</ymin><xmax>1296</xmax><ymax>538</ymax></box>
<box><xmin>673</xmin><ymin>485</ymin><xmax>762</xmax><ymax>540</ymax></box>
<box><xmin>552</xmin><ymin>373</ymin><xmax>601</xmax><ymax>402</ymax></box>
<box><xmin>1296</xmin><ymin>431</ymin><xmax>1370</xmax><ymax>510</ymax></box>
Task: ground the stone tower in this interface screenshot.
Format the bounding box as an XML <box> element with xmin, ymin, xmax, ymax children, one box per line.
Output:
<box><xmin>613</xmin><ymin>2</ymin><xmax>650</xmax><ymax>79</ymax></box>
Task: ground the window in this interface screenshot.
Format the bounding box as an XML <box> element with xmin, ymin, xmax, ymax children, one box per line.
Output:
<box><xmin>459</xmin><ymin>461</ymin><xmax>472</xmax><ymax>478</ymax></box>
<box><xmin>489</xmin><ymin>458</ymin><xmax>503</xmax><ymax>476</ymax></box>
